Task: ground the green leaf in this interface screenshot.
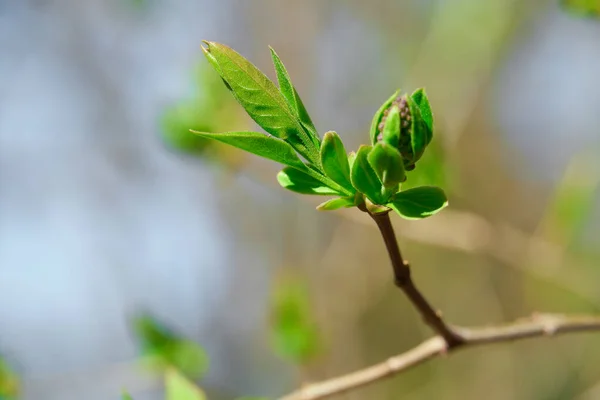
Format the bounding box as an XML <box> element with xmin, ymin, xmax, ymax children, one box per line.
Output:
<box><xmin>316</xmin><ymin>196</ymin><xmax>355</xmax><ymax>211</ymax></box>
<box><xmin>201</xmin><ymin>41</ymin><xmax>319</xmax><ymax>164</ymax></box>
<box><xmin>367</xmin><ymin>143</ymin><xmax>405</xmax><ymax>189</ymax></box>
<box><xmin>277</xmin><ymin>167</ymin><xmax>339</xmax><ymax>195</ymax></box>
<box><xmin>320</xmin><ymin>131</ymin><xmax>354</xmax><ymax>192</ymax></box>
<box><xmin>381</xmin><ymin>105</ymin><xmax>400</xmax><ymax>148</ymax></box>
<box><xmin>410</xmin><ymin>88</ymin><xmax>433</xmax><ymax>133</ymax></box>
<box><xmin>121</xmin><ymin>392</ymin><xmax>134</xmax><ymax>400</ymax></box>
<box><xmin>406</xmin><ymin>97</ymin><xmax>432</xmax><ymax>163</ymax></box>
<box><xmin>348</xmin><ymin>151</ymin><xmax>357</xmax><ymax>170</ymax></box>
<box><xmin>370</xmin><ymin>89</ymin><xmax>400</xmax><ymax>145</ymax></box>
<box><xmin>165</xmin><ymin>368</ymin><xmax>206</xmax><ymax>400</ymax></box>
<box><xmin>390</xmin><ymin>186</ymin><xmax>448</xmax><ymax>219</ymax></box>
<box><xmin>190</xmin><ymin>131</ymin><xmax>306</xmax><ymax>170</ymax></box>
<box><xmin>269</xmin><ymin>47</ymin><xmax>320</xmax><ymax>146</ymax></box>
<box><xmin>350</xmin><ymin>145</ymin><xmax>385</xmax><ymax>204</ymax></box>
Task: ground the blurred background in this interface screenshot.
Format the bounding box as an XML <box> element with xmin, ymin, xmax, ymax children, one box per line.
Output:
<box><xmin>1</xmin><ymin>0</ymin><xmax>600</xmax><ymax>399</ymax></box>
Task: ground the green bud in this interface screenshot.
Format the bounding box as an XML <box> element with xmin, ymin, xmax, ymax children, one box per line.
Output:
<box><xmin>371</xmin><ymin>90</ymin><xmax>433</xmax><ymax>171</ymax></box>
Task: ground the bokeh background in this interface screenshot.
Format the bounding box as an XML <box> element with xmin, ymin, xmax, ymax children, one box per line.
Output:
<box><xmin>1</xmin><ymin>0</ymin><xmax>600</xmax><ymax>399</ymax></box>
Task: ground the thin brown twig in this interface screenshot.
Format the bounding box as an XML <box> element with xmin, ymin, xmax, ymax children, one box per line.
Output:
<box><xmin>369</xmin><ymin>211</ymin><xmax>464</xmax><ymax>347</ymax></box>
<box><xmin>278</xmin><ymin>313</ymin><xmax>600</xmax><ymax>400</ymax></box>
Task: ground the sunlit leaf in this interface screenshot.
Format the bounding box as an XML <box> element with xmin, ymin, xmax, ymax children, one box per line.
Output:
<box><xmin>277</xmin><ymin>167</ymin><xmax>339</xmax><ymax>195</ymax></box>
<box><xmin>351</xmin><ymin>145</ymin><xmax>385</xmax><ymax>204</ymax></box>
<box><xmin>370</xmin><ymin>90</ymin><xmax>401</xmax><ymax>145</ymax></box>
<box><xmin>390</xmin><ymin>186</ymin><xmax>448</xmax><ymax>219</ymax></box>
<box><xmin>320</xmin><ymin>131</ymin><xmax>354</xmax><ymax>192</ymax></box>
<box><xmin>316</xmin><ymin>196</ymin><xmax>356</xmax><ymax>211</ymax></box>
<box><xmin>190</xmin><ymin>131</ymin><xmax>306</xmax><ymax>170</ymax></box>
<box><xmin>201</xmin><ymin>41</ymin><xmax>320</xmax><ymax>164</ymax></box>
<box><xmin>368</xmin><ymin>143</ymin><xmax>405</xmax><ymax>189</ymax></box>
<box><xmin>269</xmin><ymin>47</ymin><xmax>319</xmax><ymax>144</ymax></box>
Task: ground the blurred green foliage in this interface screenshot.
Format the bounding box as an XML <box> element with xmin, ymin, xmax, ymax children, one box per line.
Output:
<box><xmin>270</xmin><ymin>276</ymin><xmax>321</xmax><ymax>365</ymax></box>
<box><xmin>161</xmin><ymin>62</ymin><xmax>246</xmax><ymax>166</ymax></box>
<box><xmin>133</xmin><ymin>314</ymin><xmax>209</xmax><ymax>381</ymax></box>
<box><xmin>0</xmin><ymin>357</ymin><xmax>19</xmax><ymax>400</ymax></box>
<box><xmin>165</xmin><ymin>368</ymin><xmax>206</xmax><ymax>400</ymax></box>
<box><xmin>541</xmin><ymin>155</ymin><xmax>600</xmax><ymax>246</ymax></box>
<box><xmin>561</xmin><ymin>0</ymin><xmax>600</xmax><ymax>17</ymax></box>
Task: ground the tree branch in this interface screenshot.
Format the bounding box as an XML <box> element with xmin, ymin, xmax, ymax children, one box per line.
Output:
<box><xmin>278</xmin><ymin>313</ymin><xmax>600</xmax><ymax>400</ymax></box>
<box><xmin>369</xmin><ymin>211</ymin><xmax>464</xmax><ymax>347</ymax></box>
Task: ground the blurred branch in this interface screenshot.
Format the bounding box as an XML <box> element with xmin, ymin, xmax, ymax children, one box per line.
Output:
<box><xmin>278</xmin><ymin>313</ymin><xmax>600</xmax><ymax>400</ymax></box>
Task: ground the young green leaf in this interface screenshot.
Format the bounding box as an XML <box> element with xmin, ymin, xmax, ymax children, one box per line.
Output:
<box><xmin>121</xmin><ymin>392</ymin><xmax>134</xmax><ymax>400</ymax></box>
<box><xmin>316</xmin><ymin>196</ymin><xmax>356</xmax><ymax>211</ymax></box>
<box><xmin>367</xmin><ymin>142</ymin><xmax>405</xmax><ymax>189</ymax></box>
<box><xmin>190</xmin><ymin>131</ymin><xmax>306</xmax><ymax>171</ymax></box>
<box><xmin>390</xmin><ymin>186</ymin><xmax>448</xmax><ymax>219</ymax></box>
<box><xmin>410</xmin><ymin>88</ymin><xmax>433</xmax><ymax>133</ymax></box>
<box><xmin>406</xmin><ymin>97</ymin><xmax>432</xmax><ymax>163</ymax></box>
<box><xmin>165</xmin><ymin>368</ymin><xmax>206</xmax><ymax>400</ymax></box>
<box><xmin>370</xmin><ymin>89</ymin><xmax>401</xmax><ymax>145</ymax></box>
<box><xmin>277</xmin><ymin>167</ymin><xmax>340</xmax><ymax>195</ymax></box>
<box><xmin>201</xmin><ymin>41</ymin><xmax>319</xmax><ymax>164</ymax></box>
<box><xmin>381</xmin><ymin>105</ymin><xmax>401</xmax><ymax>148</ymax></box>
<box><xmin>351</xmin><ymin>145</ymin><xmax>385</xmax><ymax>204</ymax></box>
<box><xmin>320</xmin><ymin>131</ymin><xmax>354</xmax><ymax>192</ymax></box>
<box><xmin>269</xmin><ymin>47</ymin><xmax>320</xmax><ymax>146</ymax></box>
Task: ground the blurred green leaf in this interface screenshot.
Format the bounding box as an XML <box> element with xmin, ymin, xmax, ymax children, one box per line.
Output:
<box><xmin>320</xmin><ymin>131</ymin><xmax>354</xmax><ymax>192</ymax></box>
<box><xmin>190</xmin><ymin>131</ymin><xmax>306</xmax><ymax>170</ymax></box>
<box><xmin>368</xmin><ymin>143</ymin><xmax>405</xmax><ymax>190</ymax></box>
<box><xmin>165</xmin><ymin>369</ymin><xmax>206</xmax><ymax>400</ymax></box>
<box><xmin>541</xmin><ymin>155</ymin><xmax>600</xmax><ymax>244</ymax></box>
<box><xmin>316</xmin><ymin>196</ymin><xmax>356</xmax><ymax>211</ymax></box>
<box><xmin>0</xmin><ymin>357</ymin><xmax>19</xmax><ymax>400</ymax></box>
<box><xmin>401</xmin><ymin>139</ymin><xmax>447</xmax><ymax>189</ymax></box>
<box><xmin>560</xmin><ymin>0</ymin><xmax>600</xmax><ymax>18</ymax></box>
<box><xmin>133</xmin><ymin>315</ymin><xmax>209</xmax><ymax>380</ymax></box>
<box><xmin>277</xmin><ymin>167</ymin><xmax>339</xmax><ymax>195</ymax></box>
<box><xmin>269</xmin><ymin>47</ymin><xmax>319</xmax><ymax>144</ymax></box>
<box><xmin>121</xmin><ymin>392</ymin><xmax>134</xmax><ymax>400</ymax></box>
<box><xmin>351</xmin><ymin>145</ymin><xmax>385</xmax><ymax>204</ymax></box>
<box><xmin>201</xmin><ymin>41</ymin><xmax>320</xmax><ymax>164</ymax></box>
<box><xmin>270</xmin><ymin>277</ymin><xmax>321</xmax><ymax>364</ymax></box>
<box><xmin>390</xmin><ymin>186</ymin><xmax>448</xmax><ymax>219</ymax></box>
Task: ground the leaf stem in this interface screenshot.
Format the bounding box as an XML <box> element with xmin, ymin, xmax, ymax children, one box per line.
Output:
<box><xmin>369</xmin><ymin>211</ymin><xmax>464</xmax><ymax>347</ymax></box>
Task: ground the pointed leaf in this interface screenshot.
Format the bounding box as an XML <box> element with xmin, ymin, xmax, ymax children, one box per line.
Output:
<box><xmin>190</xmin><ymin>131</ymin><xmax>306</xmax><ymax>170</ymax></box>
<box><xmin>269</xmin><ymin>47</ymin><xmax>319</xmax><ymax>146</ymax></box>
<box><xmin>277</xmin><ymin>167</ymin><xmax>339</xmax><ymax>195</ymax></box>
<box><xmin>320</xmin><ymin>131</ymin><xmax>354</xmax><ymax>192</ymax></box>
<box><xmin>368</xmin><ymin>143</ymin><xmax>405</xmax><ymax>189</ymax></box>
<box><xmin>406</xmin><ymin>97</ymin><xmax>431</xmax><ymax>162</ymax></box>
<box><xmin>370</xmin><ymin>89</ymin><xmax>401</xmax><ymax>145</ymax></box>
<box><xmin>316</xmin><ymin>196</ymin><xmax>355</xmax><ymax>211</ymax></box>
<box><xmin>411</xmin><ymin>88</ymin><xmax>433</xmax><ymax>133</ymax></box>
<box><xmin>390</xmin><ymin>186</ymin><xmax>448</xmax><ymax>219</ymax></box>
<box><xmin>165</xmin><ymin>369</ymin><xmax>206</xmax><ymax>400</ymax></box>
<box><xmin>201</xmin><ymin>41</ymin><xmax>319</xmax><ymax>164</ymax></box>
<box><xmin>350</xmin><ymin>145</ymin><xmax>385</xmax><ymax>204</ymax></box>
